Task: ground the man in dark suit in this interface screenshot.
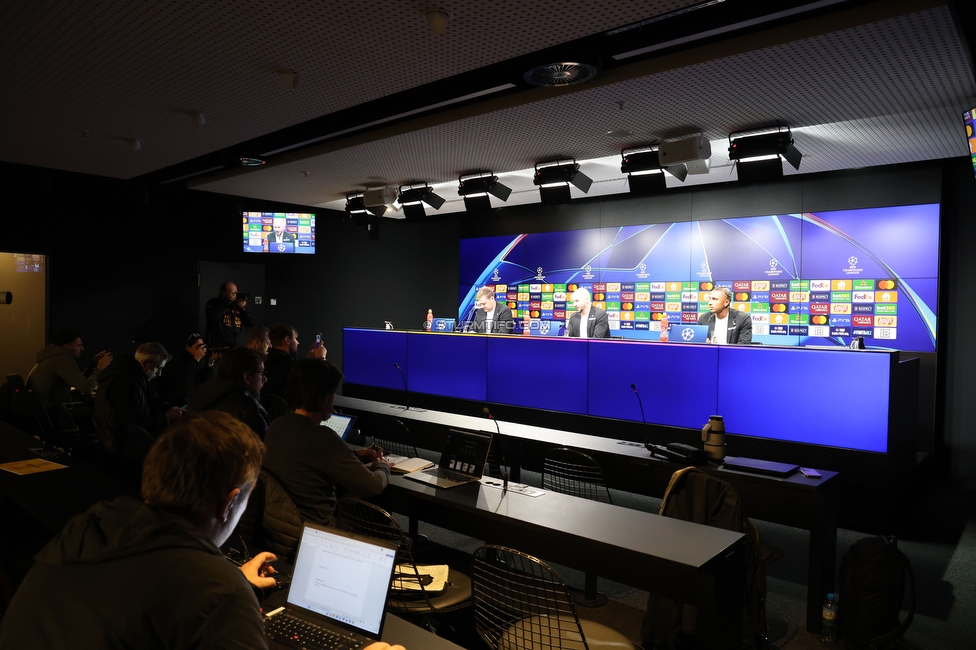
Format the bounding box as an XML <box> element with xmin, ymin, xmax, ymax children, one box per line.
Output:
<box><xmin>470</xmin><ymin>286</ymin><xmax>515</xmax><ymax>334</ymax></box>
<box><xmin>697</xmin><ymin>287</ymin><xmax>753</xmax><ymax>344</ymax></box>
<box><xmin>566</xmin><ymin>287</ymin><xmax>610</xmax><ymax>338</ymax></box>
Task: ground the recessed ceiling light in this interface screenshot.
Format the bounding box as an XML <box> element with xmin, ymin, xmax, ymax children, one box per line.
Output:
<box><xmin>606</xmin><ymin>129</ymin><xmax>632</xmax><ymax>138</ymax></box>
<box><xmin>239</xmin><ymin>157</ymin><xmax>265</xmax><ymax>167</ymax></box>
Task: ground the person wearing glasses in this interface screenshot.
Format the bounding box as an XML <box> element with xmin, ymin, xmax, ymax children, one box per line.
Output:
<box><xmin>187</xmin><ymin>347</ymin><xmax>271</xmax><ymax>439</ymax></box>
<box><xmin>156</xmin><ymin>332</ymin><xmax>217</xmax><ymax>406</ymax></box>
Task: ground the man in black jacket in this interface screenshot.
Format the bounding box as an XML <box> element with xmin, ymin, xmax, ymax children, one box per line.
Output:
<box><xmin>205</xmin><ymin>281</ymin><xmax>252</xmax><ymax>348</ymax></box>
<box><xmin>187</xmin><ymin>347</ymin><xmax>271</xmax><ymax>438</ymax></box>
<box><xmin>94</xmin><ymin>342</ymin><xmax>184</xmax><ymax>483</ymax></box>
<box><xmin>697</xmin><ymin>287</ymin><xmax>753</xmax><ymax>345</ymax></box>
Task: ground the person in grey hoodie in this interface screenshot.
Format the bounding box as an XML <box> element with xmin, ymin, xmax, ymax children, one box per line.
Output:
<box><xmin>26</xmin><ymin>329</ymin><xmax>112</xmax><ymax>409</ymax></box>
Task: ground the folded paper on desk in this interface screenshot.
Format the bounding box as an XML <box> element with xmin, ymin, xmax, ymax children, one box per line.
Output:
<box><xmin>393</xmin><ymin>564</ymin><xmax>449</xmax><ymax>594</ymax></box>
<box><xmin>722</xmin><ymin>456</ymin><xmax>799</xmax><ymax>477</ymax></box>
<box><xmin>0</xmin><ymin>458</ymin><xmax>68</xmax><ymax>475</ymax></box>
<box><xmin>386</xmin><ymin>456</ymin><xmax>435</xmax><ymax>474</ymax></box>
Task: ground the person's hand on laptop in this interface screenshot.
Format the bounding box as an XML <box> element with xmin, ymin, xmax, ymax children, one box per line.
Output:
<box><xmin>239</xmin><ymin>551</ymin><xmax>278</xmax><ymax>589</ymax></box>
<box><xmin>364</xmin><ymin>644</ymin><xmax>406</xmax><ymax>650</ymax></box>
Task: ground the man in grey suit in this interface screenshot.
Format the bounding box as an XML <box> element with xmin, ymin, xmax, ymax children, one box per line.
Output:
<box><xmin>566</xmin><ymin>287</ymin><xmax>610</xmax><ymax>339</ymax></box>
<box><xmin>470</xmin><ymin>286</ymin><xmax>515</xmax><ymax>334</ymax></box>
<box><xmin>698</xmin><ymin>287</ymin><xmax>753</xmax><ymax>344</ymax></box>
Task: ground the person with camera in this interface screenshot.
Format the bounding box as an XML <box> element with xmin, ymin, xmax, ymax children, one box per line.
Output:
<box><xmin>205</xmin><ymin>281</ymin><xmax>253</xmax><ymax>349</ymax></box>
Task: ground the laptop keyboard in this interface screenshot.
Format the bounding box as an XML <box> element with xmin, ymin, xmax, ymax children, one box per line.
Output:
<box><xmin>265</xmin><ymin>610</ymin><xmax>364</xmax><ymax>650</ymax></box>
<box><xmin>424</xmin><ymin>467</ymin><xmax>471</xmax><ymax>482</ymax></box>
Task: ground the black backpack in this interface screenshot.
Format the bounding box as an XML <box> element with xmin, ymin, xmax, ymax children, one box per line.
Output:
<box><xmin>838</xmin><ymin>535</ymin><xmax>915</xmax><ymax>649</ymax></box>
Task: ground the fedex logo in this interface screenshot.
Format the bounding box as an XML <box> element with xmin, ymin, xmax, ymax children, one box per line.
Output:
<box><xmin>682</xmin><ymin>292</ymin><xmax>698</xmax><ymax>302</ymax></box>
<box><xmin>650</xmin><ymin>282</ymin><xmax>666</xmax><ymax>291</ymax></box>
<box><xmin>751</xmin><ymin>314</ymin><xmax>769</xmax><ymax>324</ymax></box>
<box><xmin>529</xmin><ymin>284</ymin><xmax>542</xmax><ymax>292</ymax></box>
<box><xmin>809</xmin><ymin>280</ymin><xmax>831</xmax><ymax>290</ymax></box>
<box><xmin>852</xmin><ymin>291</ymin><xmax>874</xmax><ymax>303</ymax></box>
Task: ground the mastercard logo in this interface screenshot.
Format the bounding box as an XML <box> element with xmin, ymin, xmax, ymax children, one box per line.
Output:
<box><xmin>735</xmin><ymin>292</ymin><xmax>749</xmax><ymax>301</ymax></box>
<box><xmin>700</xmin><ymin>282</ymin><xmax>714</xmax><ymax>291</ymax></box>
<box><xmin>530</xmin><ymin>310</ymin><xmax>540</xmax><ymax>318</ymax></box>
<box><xmin>878</xmin><ymin>280</ymin><xmax>896</xmax><ymax>290</ymax></box>
<box><xmin>651</xmin><ymin>313</ymin><xmax>663</xmax><ymax>321</ymax></box>
<box><xmin>622</xmin><ymin>302</ymin><xmax>634</xmax><ymax>310</ymax></box>
<box><xmin>772</xmin><ymin>303</ymin><xmax>787</xmax><ymax>312</ymax></box>
<box><xmin>811</xmin><ymin>315</ymin><xmax>828</xmax><ymax>325</ymax></box>
<box><xmin>567</xmin><ymin>284</ymin><xmax>578</xmax><ymax>293</ymax></box>
<box><xmin>593</xmin><ymin>293</ymin><xmax>605</xmax><ymax>301</ymax></box>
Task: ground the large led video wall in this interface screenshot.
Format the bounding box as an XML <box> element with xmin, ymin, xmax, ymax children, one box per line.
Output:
<box><xmin>459</xmin><ymin>205</ymin><xmax>939</xmax><ymax>352</ymax></box>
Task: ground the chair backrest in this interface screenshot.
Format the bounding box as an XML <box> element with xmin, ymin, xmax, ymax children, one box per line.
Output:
<box><xmin>335</xmin><ymin>497</ymin><xmax>448</xmax><ymax>612</ymax></box>
<box><xmin>3</xmin><ymin>373</ymin><xmax>54</xmax><ymax>440</ymax></box>
<box><xmin>236</xmin><ymin>469</ymin><xmax>303</xmax><ymax>561</ymax></box>
<box><xmin>472</xmin><ymin>544</ymin><xmax>589</xmax><ymax>650</ymax></box>
<box><xmin>541</xmin><ymin>447</ymin><xmax>612</xmax><ymax>504</ymax></box>
<box><xmin>362</xmin><ymin>415</ymin><xmax>419</xmax><ymax>458</ymax></box>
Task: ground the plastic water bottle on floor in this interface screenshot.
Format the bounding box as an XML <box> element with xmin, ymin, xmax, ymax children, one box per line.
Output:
<box><xmin>822</xmin><ymin>592</ymin><xmax>837</xmax><ymax>642</ymax></box>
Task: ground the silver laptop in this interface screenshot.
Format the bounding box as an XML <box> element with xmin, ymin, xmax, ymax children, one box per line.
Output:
<box><xmin>264</xmin><ymin>523</ymin><xmax>398</xmax><ymax>650</ymax></box>
<box><xmin>321</xmin><ymin>413</ymin><xmax>358</xmax><ymax>440</ymax></box>
<box><xmin>404</xmin><ymin>428</ymin><xmax>493</xmax><ymax>488</ymax></box>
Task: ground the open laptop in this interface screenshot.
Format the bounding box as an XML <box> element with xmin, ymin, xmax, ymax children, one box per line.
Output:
<box><xmin>321</xmin><ymin>413</ymin><xmax>358</xmax><ymax>441</ymax></box>
<box><xmin>430</xmin><ymin>317</ymin><xmax>457</xmax><ymax>332</ymax></box>
<box><xmin>404</xmin><ymin>428</ymin><xmax>493</xmax><ymax>488</ymax></box>
<box><xmin>264</xmin><ymin>523</ymin><xmax>399</xmax><ymax>650</ymax></box>
<box><xmin>671</xmin><ymin>324</ymin><xmax>709</xmax><ymax>343</ymax></box>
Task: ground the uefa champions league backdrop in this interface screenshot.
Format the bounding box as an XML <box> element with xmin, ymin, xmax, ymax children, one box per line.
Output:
<box><xmin>459</xmin><ymin>204</ymin><xmax>939</xmax><ymax>352</ymax></box>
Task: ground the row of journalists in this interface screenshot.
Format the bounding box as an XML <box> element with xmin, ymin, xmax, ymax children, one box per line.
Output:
<box><xmin>486</xmin><ymin>279</ymin><xmax>901</xmax><ymax>339</ymax></box>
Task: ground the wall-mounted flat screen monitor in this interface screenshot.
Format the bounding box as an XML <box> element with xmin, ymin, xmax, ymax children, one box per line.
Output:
<box><xmin>459</xmin><ymin>204</ymin><xmax>939</xmax><ymax>352</ymax></box>
<box><xmin>243</xmin><ymin>212</ymin><xmax>315</xmax><ymax>254</ymax></box>
<box><xmin>966</xmin><ymin>108</ymin><xmax>976</xmax><ymax>179</ymax></box>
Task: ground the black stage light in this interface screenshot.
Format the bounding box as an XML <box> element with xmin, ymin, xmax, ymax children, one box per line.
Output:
<box><xmin>458</xmin><ymin>172</ymin><xmax>512</xmax><ymax>212</ymax></box>
<box><xmin>398</xmin><ymin>183</ymin><xmax>445</xmax><ymax>219</ymax></box>
<box><xmin>729</xmin><ymin>128</ymin><xmax>802</xmax><ymax>183</ymax></box>
<box><xmin>621</xmin><ymin>148</ymin><xmax>667</xmax><ymax>194</ymax></box>
<box><xmin>533</xmin><ymin>160</ymin><xmax>592</xmax><ymax>204</ymax></box>
<box><xmin>345</xmin><ymin>192</ymin><xmax>386</xmax><ymax>219</ymax></box>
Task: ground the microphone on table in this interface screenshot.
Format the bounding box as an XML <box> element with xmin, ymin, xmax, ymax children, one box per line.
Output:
<box><xmin>484</xmin><ymin>407</ymin><xmax>507</xmax><ymax>491</ymax></box>
<box><xmin>393</xmin><ymin>362</ymin><xmax>410</xmax><ymax>411</ymax></box>
<box><xmin>633</xmin><ymin>383</ymin><xmax>666</xmax><ymax>460</ymax></box>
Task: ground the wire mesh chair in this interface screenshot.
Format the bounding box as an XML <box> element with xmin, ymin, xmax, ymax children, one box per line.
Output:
<box><xmin>541</xmin><ymin>448</ymin><xmax>613</xmax><ymax>504</ymax></box>
<box><xmin>361</xmin><ymin>415</ymin><xmax>419</xmax><ymax>458</ymax></box>
<box><xmin>541</xmin><ymin>447</ymin><xmax>612</xmax><ymax>606</ymax></box>
<box><xmin>472</xmin><ymin>544</ymin><xmax>637</xmax><ymax>650</ymax></box>
<box><xmin>334</xmin><ymin>498</ymin><xmax>471</xmax><ymax>616</ymax></box>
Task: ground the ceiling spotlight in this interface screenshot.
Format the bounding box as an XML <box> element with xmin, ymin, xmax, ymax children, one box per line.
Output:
<box><xmin>346</xmin><ymin>192</ymin><xmax>387</xmax><ymax>219</ymax></box>
<box><xmin>128</xmin><ymin>138</ymin><xmax>142</xmax><ymax>152</ymax></box>
<box><xmin>729</xmin><ymin>127</ymin><xmax>802</xmax><ymax>183</ymax></box>
<box><xmin>621</xmin><ymin>147</ymin><xmax>667</xmax><ymax>194</ymax></box>
<box><xmin>533</xmin><ymin>159</ymin><xmax>592</xmax><ymax>204</ymax></box>
<box><xmin>398</xmin><ymin>183</ymin><xmax>445</xmax><ymax>219</ymax></box>
<box><xmin>239</xmin><ymin>157</ymin><xmax>265</xmax><ymax>166</ymax></box>
<box><xmin>280</xmin><ymin>70</ymin><xmax>300</xmax><ymax>90</ymax></box>
<box><xmin>424</xmin><ymin>9</ymin><xmax>451</xmax><ymax>35</ymax></box>
<box><xmin>189</xmin><ymin>110</ymin><xmax>206</xmax><ymax>127</ymax></box>
<box><xmin>458</xmin><ymin>172</ymin><xmax>512</xmax><ymax>212</ymax></box>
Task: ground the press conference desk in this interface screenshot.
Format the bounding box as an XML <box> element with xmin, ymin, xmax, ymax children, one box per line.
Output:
<box><xmin>385</xmin><ymin>473</ymin><xmax>745</xmax><ymax>648</ymax></box>
<box><xmin>337</xmin><ymin>395</ymin><xmax>838</xmax><ymax>633</ymax></box>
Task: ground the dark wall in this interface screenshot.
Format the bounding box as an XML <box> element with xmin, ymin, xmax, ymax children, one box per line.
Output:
<box><xmin>3</xmin><ymin>158</ymin><xmax>974</xmax><ymax>479</ymax></box>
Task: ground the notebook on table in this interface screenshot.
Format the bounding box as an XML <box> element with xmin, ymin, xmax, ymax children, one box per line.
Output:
<box><xmin>264</xmin><ymin>523</ymin><xmax>398</xmax><ymax>650</ymax></box>
<box><xmin>321</xmin><ymin>413</ymin><xmax>358</xmax><ymax>440</ymax></box>
<box><xmin>722</xmin><ymin>456</ymin><xmax>800</xmax><ymax>478</ymax></box>
<box><xmin>404</xmin><ymin>428</ymin><xmax>492</xmax><ymax>488</ymax></box>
